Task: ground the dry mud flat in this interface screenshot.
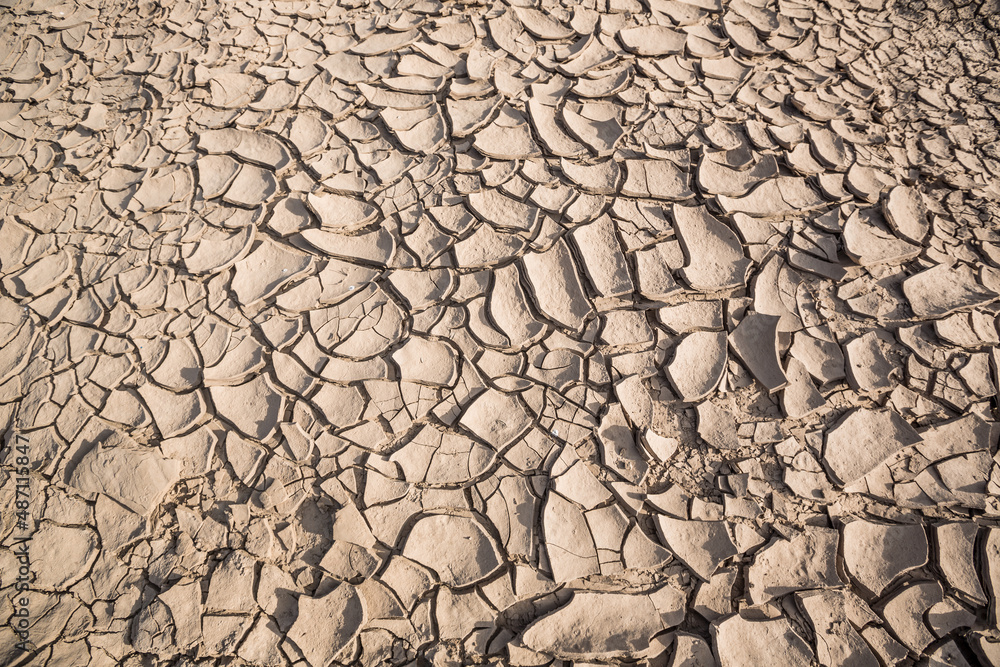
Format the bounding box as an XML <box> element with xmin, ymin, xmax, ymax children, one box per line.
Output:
<box><xmin>1</xmin><ymin>0</ymin><xmax>1000</xmax><ymax>664</ymax></box>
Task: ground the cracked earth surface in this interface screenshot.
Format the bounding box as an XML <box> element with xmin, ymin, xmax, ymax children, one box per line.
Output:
<box><xmin>2</xmin><ymin>0</ymin><xmax>1000</xmax><ymax>664</ymax></box>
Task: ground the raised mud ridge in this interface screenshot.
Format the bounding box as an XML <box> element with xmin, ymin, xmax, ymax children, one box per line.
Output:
<box><xmin>1</xmin><ymin>0</ymin><xmax>1000</xmax><ymax>664</ymax></box>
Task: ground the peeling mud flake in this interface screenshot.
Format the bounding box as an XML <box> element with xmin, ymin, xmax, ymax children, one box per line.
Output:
<box><xmin>712</xmin><ymin>615</ymin><xmax>815</xmax><ymax>667</ymax></box>
<box><xmin>520</xmin><ymin>588</ymin><xmax>685</xmax><ymax>660</ymax></box>
<box><xmin>674</xmin><ymin>204</ymin><xmax>751</xmax><ymax>291</ymax></box>
<box><xmin>823</xmin><ymin>408</ymin><xmax>922</xmax><ymax>486</ymax></box>
<box><xmin>667</xmin><ymin>331</ymin><xmax>728</xmax><ymax>402</ymax></box>
<box><xmin>656</xmin><ymin>516</ymin><xmax>738</xmax><ymax>581</ymax></box>
<box><xmin>401</xmin><ymin>514</ymin><xmax>503</xmax><ymax>587</ymax></box>
<box><xmin>903</xmin><ymin>262</ymin><xmax>999</xmax><ymax>319</ymax></box>
<box><xmin>287</xmin><ymin>584</ymin><xmax>365</xmax><ymax>667</ymax></box>
<box><xmin>67</xmin><ymin>432</ymin><xmax>181</xmax><ymax>515</ymax></box>
<box><xmin>728</xmin><ymin>312</ymin><xmax>787</xmax><ymax>392</ymax></box>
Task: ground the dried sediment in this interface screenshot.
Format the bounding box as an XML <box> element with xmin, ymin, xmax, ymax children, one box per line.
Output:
<box><xmin>1</xmin><ymin>0</ymin><xmax>1000</xmax><ymax>664</ymax></box>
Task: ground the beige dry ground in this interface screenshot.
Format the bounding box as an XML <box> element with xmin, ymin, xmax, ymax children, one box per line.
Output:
<box><xmin>2</xmin><ymin>0</ymin><xmax>1000</xmax><ymax>664</ymax></box>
